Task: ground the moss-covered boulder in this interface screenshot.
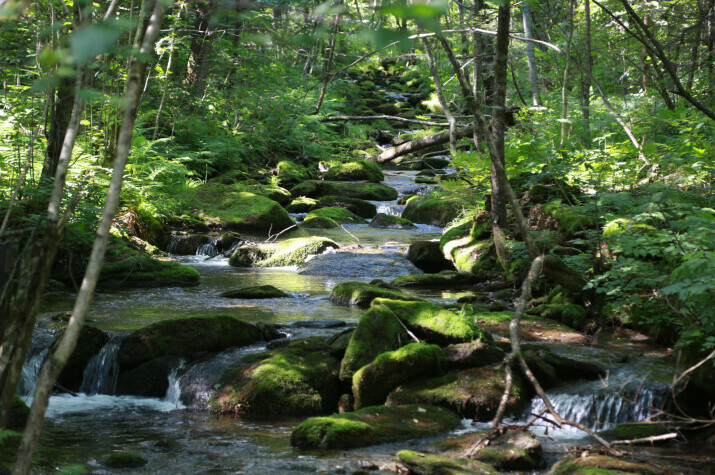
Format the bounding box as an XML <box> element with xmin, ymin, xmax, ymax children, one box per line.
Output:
<box><xmin>402</xmin><ymin>195</ymin><xmax>465</xmax><ymax>226</ymax></box>
<box><xmin>397</xmin><ymin>450</ymin><xmax>498</xmax><ymax>474</ymax></box>
<box><xmin>105</xmin><ymin>452</ymin><xmax>148</xmax><ymax>469</ymax></box>
<box><xmin>316</xmin><ymin>196</ymin><xmax>377</xmax><ymax>218</ymax></box>
<box><xmin>372</xmin><ymin>298</ymin><xmax>492</xmax><ymax>346</ymax></box>
<box><xmin>391</xmin><ymin>271</ymin><xmax>480</xmax><ymax>288</ymax></box>
<box><xmin>99</xmin><ymin>255</ymin><xmax>200</xmax><ymax>288</ymax></box>
<box><xmin>339</xmin><ymin>304</ymin><xmax>407</xmax><ymax>382</ymax></box>
<box><xmin>442</xmin><ymin>341</ymin><xmax>505</xmax><ymax>371</ymax></box>
<box><xmin>520</xmin><ymin>346</ymin><xmax>605</xmax><ymax>389</ymax></box>
<box><xmin>277</xmin><ymin>160</ymin><xmax>311</xmax><ymax>187</ymax></box>
<box><xmin>291</xmin><ymin>404</ymin><xmax>460</xmax><ymax>450</ymax></box>
<box><xmin>369</xmin><ymin>213</ymin><xmax>415</xmax><ymax>229</ymax></box>
<box><xmin>55</xmin><ymin>325</ymin><xmax>109</xmax><ymax>391</ymax></box>
<box><xmin>290</xmin><ymin>180</ymin><xmax>398</xmax><ymax>201</ymax></box>
<box><xmin>548</xmin><ymin>455</ymin><xmax>671</xmax><ymax>474</ymax></box>
<box><xmin>117</xmin><ymin>315</ymin><xmax>263</xmax><ymax>373</ymax></box>
<box><xmin>386</xmin><ymin>366</ymin><xmax>527</xmax><ymax>420</ymax></box>
<box><xmin>422</xmin><ymin>157</ymin><xmax>450</xmax><ymax>169</ymax></box>
<box><xmin>305</xmin><ymin>207</ymin><xmax>366</xmax><ymax>224</ymax></box>
<box><xmin>428</xmin><ymin>430</ymin><xmax>543</xmax><ymax>471</ymax></box>
<box><xmin>330</xmin><ymin>282</ymin><xmax>420</xmax><ymax>308</ymax></box>
<box><xmin>406</xmin><ymin>240</ymin><xmax>454</xmax><ymax>273</ymax></box>
<box><xmin>526</xmin><ymin>303</ymin><xmax>589</xmax><ymax>330</ymax></box>
<box><xmin>210</xmin><ymin>337</ymin><xmax>340</xmax><ymax>417</ymax></box>
<box><xmin>286</xmin><ymin>196</ymin><xmax>318</xmax><ymax>213</ymax></box>
<box><xmin>220</xmin><ymin>285</ymin><xmax>289</xmax><ymax>299</ymax></box>
<box><xmin>353</xmin><ymin>342</ymin><xmax>445</xmax><ymax>408</ymax></box>
<box><xmin>180</xmin><ymin>184</ymin><xmax>295</xmax><ymax>233</ymax></box>
<box><xmin>228</xmin><ymin>236</ymin><xmax>339</xmax><ymax>267</ymax></box>
<box><xmin>438</xmin><ymin>214</ymin><xmax>497</xmax><ymax>275</ymax></box>
<box><xmin>116</xmin><ymin>355</ymin><xmax>183</xmax><ymax>397</ymax></box>
<box><xmin>323</xmin><ymin>160</ymin><xmax>384</xmax><ymax>182</ymax></box>
<box><xmin>300</xmin><ymin>215</ymin><xmax>339</xmax><ymax>228</ymax></box>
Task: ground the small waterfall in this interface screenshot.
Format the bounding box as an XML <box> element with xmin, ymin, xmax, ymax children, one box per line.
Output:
<box><xmin>17</xmin><ymin>327</ymin><xmax>56</xmax><ymax>396</ymax></box>
<box><xmin>375</xmin><ymin>202</ymin><xmax>404</xmax><ymax>216</ymax></box>
<box><xmin>163</xmin><ymin>360</ymin><xmax>185</xmax><ymax>408</ymax></box>
<box><xmin>196</xmin><ymin>240</ymin><xmax>219</xmax><ymax>257</ymax></box>
<box><xmin>166</xmin><ymin>236</ymin><xmax>180</xmax><ymax>255</ymax></box>
<box><xmin>79</xmin><ymin>336</ymin><xmax>123</xmax><ymax>395</ymax></box>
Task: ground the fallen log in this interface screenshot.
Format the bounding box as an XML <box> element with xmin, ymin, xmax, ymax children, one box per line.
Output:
<box><xmin>321</xmin><ymin>115</ymin><xmax>453</xmax><ymax>127</ymax></box>
<box><xmin>375</xmin><ymin>123</ymin><xmax>475</xmax><ymax>163</ymax></box>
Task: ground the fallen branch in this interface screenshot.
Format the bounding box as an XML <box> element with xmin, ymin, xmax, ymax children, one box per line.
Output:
<box><xmin>610</xmin><ymin>432</ymin><xmax>679</xmax><ymax>446</ymax></box>
<box><xmin>375</xmin><ymin>123</ymin><xmax>475</xmax><ymax>162</ymax></box>
<box><xmin>322</xmin><ymin>115</ymin><xmax>453</xmax><ymax>127</ymax></box>
<box><xmin>265</xmin><ymin>224</ymin><xmax>297</xmax><ymax>243</ymax></box>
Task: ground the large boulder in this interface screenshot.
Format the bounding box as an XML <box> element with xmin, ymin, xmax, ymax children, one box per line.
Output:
<box><xmin>290</xmin><ymin>180</ymin><xmax>398</xmax><ymax>201</ymax></box>
<box><xmin>397</xmin><ymin>450</ymin><xmax>498</xmax><ymax>474</ymax></box>
<box><xmin>298</xmin><ymin>251</ymin><xmax>420</xmax><ymax>280</ymax></box>
<box><xmin>229</xmin><ymin>236</ymin><xmax>339</xmax><ymax>267</ymax></box>
<box><xmin>316</xmin><ymin>196</ymin><xmax>377</xmax><ymax>218</ymax></box>
<box><xmin>330</xmin><ymin>281</ymin><xmax>420</xmax><ymax>308</ymax></box>
<box><xmin>210</xmin><ymin>337</ymin><xmax>341</xmax><ymax>417</ymax></box>
<box><xmin>276</xmin><ymin>160</ymin><xmax>311</xmax><ymax>187</ymax></box>
<box><xmin>116</xmin><ymin>356</ymin><xmax>183</xmax><ymax>397</ymax></box>
<box><xmin>220</xmin><ymin>284</ymin><xmax>290</xmax><ymax>299</ymax></box>
<box><xmin>439</xmin><ymin>214</ymin><xmax>497</xmax><ymax>275</ymax></box>
<box><xmin>54</xmin><ymin>326</ymin><xmax>109</xmax><ymax>392</ymax></box>
<box><xmin>99</xmin><ymin>254</ymin><xmax>200</xmax><ymax>288</ymax></box>
<box><xmin>391</xmin><ymin>271</ymin><xmax>480</xmax><ymax>288</ymax></box>
<box><xmin>323</xmin><ymin>160</ymin><xmax>384</xmax><ymax>182</ymax></box>
<box><xmin>117</xmin><ymin>315</ymin><xmax>263</xmax><ymax>373</ymax></box>
<box><xmin>180</xmin><ymin>184</ymin><xmax>295</xmax><ymax>234</ymax></box>
<box><xmin>371</xmin><ymin>298</ymin><xmax>492</xmax><ymax>346</ymax></box>
<box><xmin>520</xmin><ymin>346</ymin><xmax>606</xmax><ymax>388</ymax></box>
<box><xmin>406</xmin><ymin>240</ymin><xmax>454</xmax><ymax>273</ymax></box>
<box><xmin>339</xmin><ymin>304</ymin><xmax>406</xmax><ymax>382</ymax></box>
<box><xmin>386</xmin><ymin>366</ymin><xmax>527</xmax><ymax>421</ymax></box>
<box><xmin>291</xmin><ymin>405</ymin><xmax>460</xmax><ymax>450</ymax></box>
<box><xmin>441</xmin><ymin>341</ymin><xmax>505</xmax><ymax>371</ymax></box>
<box><xmin>402</xmin><ymin>195</ymin><xmax>465</xmax><ymax>226</ymax></box>
<box><xmin>165</xmin><ymin>234</ymin><xmax>210</xmax><ymax>255</ymax></box>
<box><xmin>353</xmin><ymin>342</ymin><xmax>445</xmax><ymax>408</ymax></box>
<box><xmin>369</xmin><ymin>213</ymin><xmax>415</xmax><ymax>229</ymax></box>
<box><xmin>304</xmin><ymin>207</ymin><xmax>367</xmax><ymax>225</ymax></box>
<box><xmin>286</xmin><ymin>196</ymin><xmax>318</xmax><ymax>213</ymax></box>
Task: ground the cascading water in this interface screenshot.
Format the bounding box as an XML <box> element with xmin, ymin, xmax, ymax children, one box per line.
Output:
<box><xmin>17</xmin><ymin>327</ymin><xmax>55</xmax><ymax>396</ymax></box>
<box><xmin>79</xmin><ymin>336</ymin><xmax>123</xmax><ymax>395</ymax></box>
<box><xmin>163</xmin><ymin>360</ymin><xmax>186</xmax><ymax>408</ymax></box>
<box><xmin>165</xmin><ymin>236</ymin><xmax>180</xmax><ymax>255</ymax></box>
<box><xmin>196</xmin><ymin>240</ymin><xmax>220</xmax><ymax>257</ymax></box>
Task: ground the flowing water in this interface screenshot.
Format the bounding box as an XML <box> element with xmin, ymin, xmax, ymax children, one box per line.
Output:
<box><xmin>15</xmin><ymin>169</ymin><xmax>690</xmax><ymax>473</ymax></box>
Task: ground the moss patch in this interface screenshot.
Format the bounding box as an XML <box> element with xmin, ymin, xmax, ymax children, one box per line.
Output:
<box><xmin>305</xmin><ymin>206</ymin><xmax>367</xmax><ymax>224</ymax></box>
<box><xmin>323</xmin><ymin>160</ymin><xmax>384</xmax><ymax>182</ymax></box>
<box><xmin>386</xmin><ymin>366</ymin><xmax>526</xmax><ymax>420</ymax></box>
<box><xmin>286</xmin><ymin>196</ymin><xmax>319</xmax><ymax>213</ymax></box>
<box><xmin>330</xmin><ymin>282</ymin><xmax>420</xmax><ymax>308</ymax></box>
<box><xmin>472</xmin><ymin>310</ymin><xmax>587</xmax><ymax>344</ymax></box>
<box><xmin>300</xmin><ymin>215</ymin><xmax>339</xmax><ymax>228</ymax></box>
<box><xmin>228</xmin><ymin>236</ymin><xmax>339</xmax><ymax>267</ymax></box>
<box><xmin>316</xmin><ymin>196</ymin><xmax>377</xmax><ymax>218</ymax></box>
<box><xmin>210</xmin><ymin>337</ymin><xmax>340</xmax><ymax>417</ymax></box>
<box><xmin>277</xmin><ymin>160</ymin><xmax>312</xmax><ymax>187</ymax></box>
<box><xmin>548</xmin><ymin>455</ymin><xmax>671</xmax><ymax>474</ymax></box>
<box><xmin>402</xmin><ymin>195</ymin><xmax>466</xmax><ymax>226</ymax></box>
<box><xmin>397</xmin><ymin>450</ymin><xmax>498</xmax><ymax>474</ymax></box>
<box><xmin>220</xmin><ymin>284</ymin><xmax>289</xmax><ymax>299</ymax></box>
<box><xmin>391</xmin><ymin>271</ymin><xmax>480</xmax><ymax>288</ymax></box>
<box><xmin>369</xmin><ymin>213</ymin><xmax>415</xmax><ymax>229</ymax></box>
<box><xmin>353</xmin><ymin>342</ymin><xmax>445</xmax><ymax>408</ymax></box>
<box><xmin>290</xmin><ymin>180</ymin><xmax>398</xmax><ymax>201</ymax></box>
<box><xmin>291</xmin><ymin>404</ymin><xmax>460</xmax><ymax>449</ymax></box>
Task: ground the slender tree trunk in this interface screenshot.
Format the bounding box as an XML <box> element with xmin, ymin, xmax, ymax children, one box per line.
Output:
<box><xmin>185</xmin><ymin>0</ymin><xmax>217</xmax><ymax>98</ymax></box>
<box><xmin>375</xmin><ymin>124</ymin><xmax>476</xmax><ymax>162</ymax></box>
<box><xmin>521</xmin><ymin>2</ymin><xmax>541</xmax><ymax>106</ymax></box>
<box><xmin>560</xmin><ymin>0</ymin><xmax>575</xmax><ymax>145</ymax></box>
<box><xmin>39</xmin><ymin>76</ymin><xmax>75</xmax><ymax>185</ymax></box>
<box><xmin>581</xmin><ymin>0</ymin><xmax>592</xmax><ymax>140</ymax></box>
<box><xmin>422</xmin><ymin>36</ymin><xmax>457</xmax><ymax>152</ymax></box>
<box><xmin>11</xmin><ymin>4</ymin><xmax>168</xmax><ymax>473</ymax></box>
<box><xmin>314</xmin><ymin>11</ymin><xmax>342</xmax><ymax>114</ymax></box>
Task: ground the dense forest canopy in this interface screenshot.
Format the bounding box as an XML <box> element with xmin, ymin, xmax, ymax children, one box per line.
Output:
<box><xmin>0</xmin><ymin>0</ymin><xmax>713</xmax><ymax>472</ymax></box>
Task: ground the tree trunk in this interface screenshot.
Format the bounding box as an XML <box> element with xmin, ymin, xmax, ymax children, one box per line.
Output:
<box><xmin>581</xmin><ymin>0</ymin><xmax>592</xmax><ymax>140</ymax></box>
<box><xmin>375</xmin><ymin>124</ymin><xmax>476</xmax><ymax>162</ymax></box>
<box><xmin>39</xmin><ymin>76</ymin><xmax>75</xmax><ymax>185</ymax></box>
<box><xmin>521</xmin><ymin>2</ymin><xmax>542</xmax><ymax>106</ymax></box>
<box><xmin>184</xmin><ymin>0</ymin><xmax>217</xmax><ymax>98</ymax></box>
<box><xmin>560</xmin><ymin>0</ymin><xmax>575</xmax><ymax>145</ymax></box>
<box><xmin>314</xmin><ymin>10</ymin><xmax>341</xmax><ymax>114</ymax></box>
<box><xmin>421</xmin><ymin>36</ymin><xmax>457</xmax><ymax>152</ymax></box>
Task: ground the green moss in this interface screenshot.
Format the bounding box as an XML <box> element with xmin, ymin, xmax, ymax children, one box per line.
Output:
<box><xmin>369</xmin><ymin>213</ymin><xmax>415</xmax><ymax>229</ymax></box>
<box><xmin>323</xmin><ymin>160</ymin><xmax>384</xmax><ymax>182</ymax></box>
<box><xmin>220</xmin><ymin>284</ymin><xmax>289</xmax><ymax>299</ymax></box>
<box><xmin>397</xmin><ymin>450</ymin><xmax>498</xmax><ymax>474</ymax></box>
<box><xmin>391</xmin><ymin>272</ymin><xmax>480</xmax><ymax>288</ymax></box>
<box><xmin>402</xmin><ymin>195</ymin><xmax>466</xmax><ymax>226</ymax></box>
<box><xmin>277</xmin><ymin>160</ymin><xmax>311</xmax><ymax>186</ymax></box>
<box><xmin>415</xmin><ymin>176</ymin><xmax>439</xmax><ymax>184</ymax></box>
<box><xmin>305</xmin><ymin>206</ymin><xmax>366</xmax><ymax>224</ymax></box>
<box><xmin>290</xmin><ymin>180</ymin><xmax>398</xmax><ymax>201</ymax></box>
<box><xmin>543</xmin><ymin>199</ymin><xmax>594</xmax><ymax>236</ymax></box>
<box><xmin>286</xmin><ymin>196</ymin><xmax>319</xmax><ymax>213</ymax></box>
<box><xmin>301</xmin><ymin>215</ymin><xmax>339</xmax><ymax>228</ymax></box>
<box><xmin>330</xmin><ymin>282</ymin><xmax>420</xmax><ymax>308</ymax></box>
<box><xmin>529</xmin><ymin>303</ymin><xmax>588</xmax><ymax>330</ymax></box>
<box><xmin>99</xmin><ymin>255</ymin><xmax>200</xmax><ymax>288</ymax></box>
<box><xmin>372</xmin><ymin>298</ymin><xmax>492</xmax><ymax>346</ymax></box>
<box><xmin>386</xmin><ymin>366</ymin><xmax>526</xmax><ymax>420</ymax></box>
<box><xmin>210</xmin><ymin>337</ymin><xmax>340</xmax><ymax>417</ymax></box>
<box><xmin>339</xmin><ymin>304</ymin><xmax>406</xmax><ymax>381</ymax></box>
<box><xmin>423</xmin><ymin>157</ymin><xmax>450</xmax><ymax>169</ymax></box>
<box><xmin>548</xmin><ymin>455</ymin><xmax>666</xmax><ymax>474</ymax></box>
<box><xmin>316</xmin><ymin>196</ymin><xmax>377</xmax><ymax>218</ymax></box>
<box><xmin>598</xmin><ymin>423</ymin><xmax>671</xmax><ymax>441</ymax></box>
<box><xmin>180</xmin><ymin>184</ymin><xmax>295</xmax><ymax>233</ymax></box>
<box><xmin>105</xmin><ymin>452</ymin><xmax>148</xmax><ymax>468</ymax></box>
<box><xmin>353</xmin><ymin>342</ymin><xmax>445</xmax><ymax>408</ymax></box>
<box><xmin>228</xmin><ymin>236</ymin><xmax>339</xmax><ymax>267</ymax></box>
<box><xmin>291</xmin><ymin>405</ymin><xmax>460</xmax><ymax>449</ymax></box>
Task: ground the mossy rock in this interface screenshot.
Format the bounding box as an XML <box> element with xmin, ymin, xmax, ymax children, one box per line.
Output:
<box><xmin>427</xmin><ymin>430</ymin><xmax>543</xmax><ymax>471</ymax></box>
<box><xmin>422</xmin><ymin>157</ymin><xmax>450</xmax><ymax>169</ymax></box>
<box><xmin>180</xmin><ymin>184</ymin><xmax>295</xmax><ymax>234</ymax></box>
<box><xmin>372</xmin><ymin>298</ymin><xmax>492</xmax><ymax>346</ymax></box>
<box><xmin>397</xmin><ymin>450</ymin><xmax>498</xmax><ymax>474</ymax></box>
<box><xmin>406</xmin><ymin>241</ymin><xmax>454</xmax><ymax>273</ymax></box>
<box><xmin>415</xmin><ymin>176</ymin><xmax>439</xmax><ymax>185</ymax></box>
<box><xmin>228</xmin><ymin>236</ymin><xmax>339</xmax><ymax>267</ymax></box>
<box><xmin>99</xmin><ymin>255</ymin><xmax>200</xmax><ymax>288</ymax></box>
<box><xmin>291</xmin><ymin>404</ymin><xmax>460</xmax><ymax>450</ymax></box>
<box><xmin>277</xmin><ymin>160</ymin><xmax>311</xmax><ymax>187</ymax></box>
<box><xmin>402</xmin><ymin>195</ymin><xmax>465</xmax><ymax>227</ymax></box>
<box><xmin>55</xmin><ymin>325</ymin><xmax>109</xmax><ymax>391</ymax></box>
<box><xmin>548</xmin><ymin>455</ymin><xmax>671</xmax><ymax>474</ymax></box>
<box><xmin>441</xmin><ymin>341</ymin><xmax>505</xmax><ymax>371</ymax></box>
<box><xmin>286</xmin><ymin>196</ymin><xmax>318</xmax><ymax>213</ymax></box>
<box><xmin>527</xmin><ymin>303</ymin><xmax>589</xmax><ymax>330</ymax></box>
<box><xmin>300</xmin><ymin>215</ymin><xmax>339</xmax><ymax>228</ymax></box>
<box><xmin>316</xmin><ymin>196</ymin><xmax>377</xmax><ymax>218</ymax></box>
<box><xmin>353</xmin><ymin>342</ymin><xmax>445</xmax><ymax>408</ymax></box>
<box><xmin>210</xmin><ymin>337</ymin><xmax>340</xmax><ymax>417</ymax></box>
<box><xmin>369</xmin><ymin>213</ymin><xmax>416</xmax><ymax>229</ymax></box>
<box><xmin>386</xmin><ymin>366</ymin><xmax>527</xmax><ymax>420</ymax></box>
<box><xmin>330</xmin><ymin>282</ymin><xmax>421</xmax><ymax>309</ymax></box>
<box><xmin>290</xmin><ymin>180</ymin><xmax>398</xmax><ymax>201</ymax></box>
<box><xmin>7</xmin><ymin>395</ymin><xmax>30</xmax><ymax>429</ymax></box>
<box><xmin>220</xmin><ymin>284</ymin><xmax>289</xmax><ymax>299</ymax></box>
<box><xmin>339</xmin><ymin>304</ymin><xmax>407</xmax><ymax>381</ymax></box>
<box><xmin>598</xmin><ymin>423</ymin><xmax>672</xmax><ymax>442</ymax></box>
<box><xmin>105</xmin><ymin>452</ymin><xmax>148</xmax><ymax>469</ymax></box>
<box><xmin>520</xmin><ymin>346</ymin><xmax>605</xmax><ymax>388</ymax></box>
<box><xmin>323</xmin><ymin>160</ymin><xmax>384</xmax><ymax>182</ymax></box>
<box><xmin>391</xmin><ymin>271</ymin><xmax>480</xmax><ymax>288</ymax></box>
<box><xmin>208</xmin><ymin>179</ymin><xmax>293</xmax><ymax>206</ymax></box>
<box><xmin>117</xmin><ymin>315</ymin><xmax>263</xmax><ymax>372</ymax></box>
<box><xmin>305</xmin><ymin>206</ymin><xmax>366</xmax><ymax>224</ymax></box>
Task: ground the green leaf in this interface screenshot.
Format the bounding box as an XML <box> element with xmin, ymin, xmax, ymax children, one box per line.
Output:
<box><xmin>70</xmin><ymin>24</ymin><xmax>121</xmax><ymax>62</ymax></box>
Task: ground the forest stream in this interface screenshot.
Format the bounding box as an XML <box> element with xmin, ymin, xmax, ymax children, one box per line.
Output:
<box><xmin>14</xmin><ymin>169</ymin><xmax>711</xmax><ymax>474</ymax></box>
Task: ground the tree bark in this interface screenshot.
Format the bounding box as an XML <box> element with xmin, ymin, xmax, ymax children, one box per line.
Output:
<box><xmin>521</xmin><ymin>2</ymin><xmax>541</xmax><ymax>106</ymax></box>
<box><xmin>314</xmin><ymin>10</ymin><xmax>342</xmax><ymax>114</ymax></box>
<box><xmin>39</xmin><ymin>76</ymin><xmax>75</xmax><ymax>185</ymax></box>
<box><xmin>184</xmin><ymin>0</ymin><xmax>217</xmax><ymax>98</ymax></box>
<box><xmin>581</xmin><ymin>0</ymin><xmax>592</xmax><ymax>140</ymax></box>
<box><xmin>375</xmin><ymin>124</ymin><xmax>476</xmax><ymax>162</ymax></box>
<box><xmin>421</xmin><ymin>36</ymin><xmax>457</xmax><ymax>152</ymax></box>
<box><xmin>560</xmin><ymin>0</ymin><xmax>575</xmax><ymax>145</ymax></box>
